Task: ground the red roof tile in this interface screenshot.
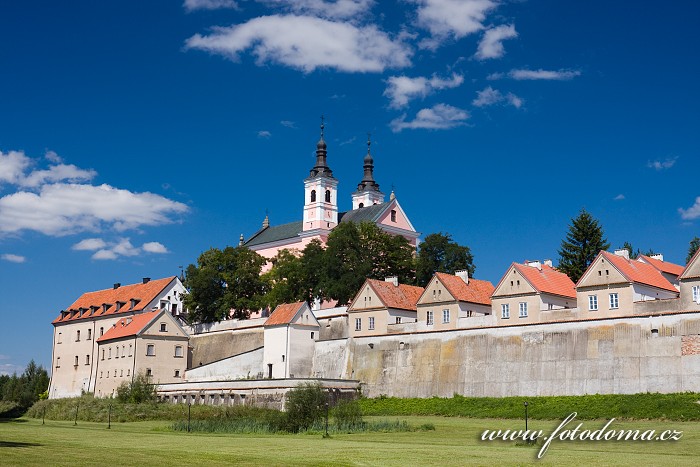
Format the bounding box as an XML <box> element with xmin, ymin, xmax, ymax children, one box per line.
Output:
<box><xmin>637</xmin><ymin>255</ymin><xmax>685</xmax><ymax>277</ymax></box>
<box><xmin>264</xmin><ymin>302</ymin><xmax>306</xmax><ymax>326</ymax></box>
<box><xmin>601</xmin><ymin>251</ymin><xmax>677</xmax><ymax>292</ymax></box>
<box><xmin>367</xmin><ymin>279</ymin><xmax>424</xmax><ymax>311</ymax></box>
<box><xmin>96</xmin><ymin>310</ymin><xmax>161</xmax><ymax>342</ymax></box>
<box><xmin>53</xmin><ymin>277</ymin><xmax>176</xmax><ymax>324</ymax></box>
<box><xmin>513</xmin><ymin>263</ymin><xmax>576</xmax><ymax>299</ymax></box>
<box><xmin>435</xmin><ymin>272</ymin><xmax>494</xmax><ymax>305</ymax></box>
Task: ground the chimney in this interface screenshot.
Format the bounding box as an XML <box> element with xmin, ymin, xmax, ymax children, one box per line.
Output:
<box><xmin>650</xmin><ymin>253</ymin><xmax>664</xmax><ymax>261</ymax></box>
<box><xmin>526</xmin><ymin>260</ymin><xmax>541</xmax><ymax>270</ymax></box>
<box><xmin>142</xmin><ymin>277</ymin><xmax>151</xmax><ymax>284</ymax></box>
<box><xmin>543</xmin><ymin>259</ymin><xmax>553</xmax><ymax>267</ymax></box>
<box><xmin>614</xmin><ymin>248</ymin><xmax>630</xmax><ymax>260</ymax></box>
<box><xmin>455</xmin><ymin>270</ymin><xmax>469</xmax><ymax>284</ymax></box>
<box><xmin>385</xmin><ymin>276</ymin><xmax>399</xmax><ymax>286</ymax></box>
<box><xmin>113</xmin><ymin>283</ymin><xmax>121</xmax><ymax>289</ymax></box>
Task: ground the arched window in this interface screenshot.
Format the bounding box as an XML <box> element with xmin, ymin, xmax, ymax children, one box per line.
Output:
<box><xmin>391</xmin><ymin>210</ymin><xmax>397</xmax><ymax>222</ymax></box>
<box><xmin>325</xmin><ymin>190</ymin><xmax>331</xmax><ymax>202</ymax></box>
<box><xmin>358</xmin><ymin>203</ymin><xmax>364</xmax><ymax>208</ymax></box>
<box><xmin>310</xmin><ymin>190</ymin><xmax>316</xmax><ymax>202</ymax></box>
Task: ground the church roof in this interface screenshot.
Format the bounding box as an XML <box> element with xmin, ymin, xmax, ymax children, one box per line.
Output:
<box><xmin>245</xmin><ymin>221</ymin><xmax>303</xmax><ymax>248</ymax></box>
<box><xmin>245</xmin><ymin>203</ymin><xmax>393</xmax><ymax>248</ymax></box>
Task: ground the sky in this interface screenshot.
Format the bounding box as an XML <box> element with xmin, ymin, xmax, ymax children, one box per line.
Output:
<box><xmin>1</xmin><ymin>0</ymin><xmax>699</xmax><ymax>376</ymax></box>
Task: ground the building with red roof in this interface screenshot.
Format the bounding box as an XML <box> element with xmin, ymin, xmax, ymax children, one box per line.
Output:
<box><xmin>576</xmin><ymin>249</ymin><xmax>679</xmax><ymax>318</ymax></box>
<box><xmin>637</xmin><ymin>254</ymin><xmax>684</xmax><ymax>289</ymax></box>
<box><xmin>93</xmin><ymin>309</ymin><xmax>189</xmax><ymax>397</ymax></box>
<box><xmin>263</xmin><ymin>302</ymin><xmax>319</xmax><ymax>379</ymax></box>
<box><xmin>347</xmin><ymin>277</ymin><xmax>424</xmax><ymax>337</ymax></box>
<box><xmin>417</xmin><ymin>271</ymin><xmax>495</xmax><ymax>330</ymax></box>
<box><xmin>678</xmin><ymin>248</ymin><xmax>700</xmax><ymax>310</ymax></box>
<box><xmin>49</xmin><ymin>276</ymin><xmax>186</xmax><ymax>399</ymax></box>
<box><xmin>492</xmin><ymin>260</ymin><xmax>577</xmax><ymax>324</ymax></box>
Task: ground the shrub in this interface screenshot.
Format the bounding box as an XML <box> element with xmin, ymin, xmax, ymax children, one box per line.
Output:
<box><xmin>284</xmin><ymin>383</ymin><xmax>326</xmax><ymax>433</ymax></box>
<box><xmin>334</xmin><ymin>399</ymin><xmax>363</xmax><ymax>430</ymax></box>
<box><xmin>115</xmin><ymin>373</ymin><xmax>157</xmax><ymax>404</ymax></box>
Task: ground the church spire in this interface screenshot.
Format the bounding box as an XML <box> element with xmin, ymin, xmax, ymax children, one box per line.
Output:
<box><xmin>309</xmin><ymin>115</ymin><xmax>333</xmax><ymax>178</ymax></box>
<box><xmin>356</xmin><ymin>133</ymin><xmax>380</xmax><ymax>192</ymax></box>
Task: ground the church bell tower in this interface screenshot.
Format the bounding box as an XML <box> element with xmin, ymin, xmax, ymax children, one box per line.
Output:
<box><xmin>303</xmin><ymin>117</ymin><xmax>339</xmax><ymax>231</ymax></box>
<box><xmin>351</xmin><ymin>134</ymin><xmax>384</xmax><ymax>209</ymax></box>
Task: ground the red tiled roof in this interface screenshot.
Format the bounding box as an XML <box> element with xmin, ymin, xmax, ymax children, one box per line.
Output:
<box><xmin>264</xmin><ymin>302</ymin><xmax>306</xmax><ymax>326</ymax></box>
<box><xmin>53</xmin><ymin>277</ymin><xmax>176</xmax><ymax>324</ymax></box>
<box><xmin>368</xmin><ymin>279</ymin><xmax>424</xmax><ymax>311</ymax></box>
<box><xmin>435</xmin><ymin>272</ymin><xmax>494</xmax><ymax>305</ymax></box>
<box><xmin>638</xmin><ymin>255</ymin><xmax>685</xmax><ymax>277</ymax></box>
<box><xmin>513</xmin><ymin>263</ymin><xmax>576</xmax><ymax>299</ymax></box>
<box><xmin>96</xmin><ymin>310</ymin><xmax>161</xmax><ymax>342</ymax></box>
<box><xmin>601</xmin><ymin>251</ymin><xmax>677</xmax><ymax>292</ymax></box>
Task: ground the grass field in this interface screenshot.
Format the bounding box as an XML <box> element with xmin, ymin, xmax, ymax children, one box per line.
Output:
<box><xmin>2</xmin><ymin>416</ymin><xmax>699</xmax><ymax>466</ymax></box>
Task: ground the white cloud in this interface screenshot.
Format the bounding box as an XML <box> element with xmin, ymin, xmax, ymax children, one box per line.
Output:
<box><xmin>384</xmin><ymin>73</ymin><xmax>463</xmax><ymax>108</ymax></box>
<box><xmin>184</xmin><ymin>0</ymin><xmax>238</xmax><ymax>12</ymax></box>
<box><xmin>44</xmin><ymin>150</ymin><xmax>62</xmax><ymax>164</ymax></box>
<box><xmin>112</xmin><ymin>238</ymin><xmax>140</xmax><ymax>257</ymax></box>
<box><xmin>21</xmin><ymin>164</ymin><xmax>96</xmax><ymax>188</ymax></box>
<box><xmin>679</xmin><ymin>197</ymin><xmax>700</xmax><ymax>220</ymax></box>
<box><xmin>72</xmin><ymin>238</ymin><xmax>107</xmax><ymax>251</ymax></box>
<box><xmin>486</xmin><ymin>72</ymin><xmax>504</xmax><ymax>80</ymax></box>
<box><xmin>509</xmin><ymin>68</ymin><xmax>581</xmax><ymax>80</ymax></box>
<box><xmin>0</xmin><ymin>183</ymin><xmax>188</xmax><ymax>236</ymax></box>
<box><xmin>185</xmin><ymin>15</ymin><xmax>412</xmax><ymax>73</ymax></box>
<box><xmin>259</xmin><ymin>0</ymin><xmax>374</xmax><ymax>20</ymax></box>
<box><xmin>475</xmin><ymin>24</ymin><xmax>517</xmax><ymax>60</ymax></box>
<box><xmin>92</xmin><ymin>249</ymin><xmax>118</xmax><ymax>260</ymax></box>
<box><xmin>0</xmin><ymin>150</ymin><xmax>31</xmax><ymax>185</ymax></box>
<box><xmin>258</xmin><ymin>130</ymin><xmax>272</xmax><ymax>138</ymax></box>
<box><xmin>412</xmin><ymin>0</ymin><xmax>497</xmax><ymax>49</ymax></box>
<box><xmin>280</xmin><ymin>120</ymin><xmax>296</xmax><ymax>128</ymax></box>
<box><xmin>0</xmin><ymin>362</ymin><xmax>25</xmax><ymax>376</ymax></box>
<box><xmin>614</xmin><ymin>194</ymin><xmax>625</xmax><ymax>201</ymax></box>
<box><xmin>390</xmin><ymin>103</ymin><xmax>469</xmax><ymax>132</ymax></box>
<box><xmin>142</xmin><ymin>241</ymin><xmax>169</xmax><ymax>254</ymax></box>
<box><xmin>647</xmin><ymin>156</ymin><xmax>677</xmax><ymax>171</ymax></box>
<box><xmin>472</xmin><ymin>86</ymin><xmax>522</xmax><ymax>108</ymax></box>
<box><xmin>1</xmin><ymin>253</ymin><xmax>25</xmax><ymax>263</ymax></box>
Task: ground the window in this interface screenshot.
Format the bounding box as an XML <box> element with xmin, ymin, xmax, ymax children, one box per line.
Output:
<box><xmin>87</xmin><ymin>328</ymin><xmax>92</xmax><ymax>340</ymax></box>
<box><xmin>146</xmin><ymin>344</ymin><xmax>155</xmax><ymax>356</ymax></box>
<box><xmin>391</xmin><ymin>210</ymin><xmax>397</xmax><ymax>222</ymax></box>
<box><xmin>311</xmin><ymin>332</ymin><xmax>315</xmax><ymax>339</ymax></box>
<box><xmin>693</xmin><ymin>286</ymin><xmax>700</xmax><ymax>304</ymax></box>
<box><xmin>114</xmin><ymin>370</ymin><xmax>117</xmax><ymax>377</ymax></box>
<box><xmin>174</xmin><ymin>370</ymin><xmax>180</xmax><ymax>378</ymax></box>
<box><xmin>609</xmin><ymin>293</ymin><xmax>619</xmax><ymax>309</ymax></box>
<box><xmin>369</xmin><ymin>317</ymin><xmax>375</xmax><ymax>330</ymax></box>
<box><xmin>120</xmin><ymin>370</ymin><xmax>123</xmax><ymax>377</ymax></box>
<box><xmin>108</xmin><ymin>347</ymin><xmax>111</xmax><ymax>359</ymax></box>
<box><xmin>325</xmin><ymin>190</ymin><xmax>331</xmax><ymax>202</ymax></box>
<box><xmin>128</xmin><ymin>344</ymin><xmax>132</xmax><ymax>357</ymax></box>
<box><xmin>355</xmin><ymin>318</ymin><xmax>362</xmax><ymax>331</ymax></box>
<box><xmin>282</xmin><ymin>355</ymin><xmax>285</xmax><ymax>362</ymax></box>
<box><xmin>85</xmin><ymin>355</ymin><xmax>90</xmax><ymax>365</ymax></box>
<box><xmin>116</xmin><ymin>347</ymin><xmax>120</xmax><ymax>358</ymax></box>
<box><xmin>74</xmin><ymin>356</ymin><xmax>79</xmax><ymax>366</ymax></box>
<box><xmin>427</xmin><ymin>310</ymin><xmax>434</xmax><ymax>325</ymax></box>
<box><xmin>588</xmin><ymin>295</ymin><xmax>598</xmax><ymax>311</ymax></box>
<box><xmin>358</xmin><ymin>203</ymin><xmax>364</xmax><ymax>208</ymax></box>
<box><xmin>55</xmin><ymin>357</ymin><xmax>60</xmax><ymax>368</ymax></box>
<box><xmin>126</xmin><ymin>369</ymin><xmax>130</xmax><ymax>377</ymax></box>
<box><xmin>160</xmin><ymin>323</ymin><xmax>167</xmax><ymax>332</ymax></box>
<box><xmin>310</xmin><ymin>189</ymin><xmax>316</xmax><ymax>202</ymax></box>
<box><xmin>395</xmin><ymin>317</ymin><xmax>402</xmax><ymax>324</ymax></box>
<box><xmin>100</xmin><ymin>327</ymin><xmax>104</xmax><ymax>337</ymax></box>
<box><xmin>76</xmin><ymin>330</ymin><xmax>80</xmax><ymax>341</ymax></box>
<box><xmin>100</xmin><ymin>371</ymin><xmax>102</xmax><ymax>378</ymax></box>
<box><xmin>101</xmin><ymin>349</ymin><xmax>105</xmax><ymax>361</ymax></box>
<box><xmin>519</xmin><ymin>302</ymin><xmax>528</xmax><ymax>318</ymax></box>
<box><xmin>146</xmin><ymin>368</ymin><xmax>152</xmax><ymax>377</ymax></box>
<box><xmin>442</xmin><ymin>309</ymin><xmax>450</xmax><ymax>324</ymax></box>
<box><xmin>175</xmin><ymin>346</ymin><xmax>183</xmax><ymax>358</ymax></box>
<box><xmin>501</xmin><ymin>304</ymin><xmax>510</xmax><ymax>319</ymax></box>
<box><xmin>58</xmin><ymin>332</ymin><xmax>62</xmax><ymax>344</ymax></box>
<box><xmin>122</xmin><ymin>345</ymin><xmax>125</xmax><ymax>357</ymax></box>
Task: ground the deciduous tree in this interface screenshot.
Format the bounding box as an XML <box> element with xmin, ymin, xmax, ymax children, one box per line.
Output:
<box><xmin>415</xmin><ymin>233</ymin><xmax>475</xmax><ymax>287</ymax></box>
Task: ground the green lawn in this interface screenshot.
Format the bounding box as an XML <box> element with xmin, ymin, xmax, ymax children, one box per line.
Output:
<box><xmin>1</xmin><ymin>416</ymin><xmax>698</xmax><ymax>466</ymax></box>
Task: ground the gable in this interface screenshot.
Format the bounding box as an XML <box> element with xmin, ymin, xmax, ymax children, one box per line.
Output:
<box><xmin>492</xmin><ymin>265</ymin><xmax>538</xmax><ymax>297</ymax></box>
<box><xmin>681</xmin><ymin>249</ymin><xmax>700</xmax><ymax>280</ymax></box>
<box><xmin>348</xmin><ymin>282</ymin><xmax>385</xmax><ymax>311</ymax></box>
<box><xmin>290</xmin><ymin>303</ymin><xmax>319</xmax><ymax>327</ymax></box>
<box><xmin>577</xmin><ymin>254</ymin><xmax>628</xmax><ymax>288</ymax></box>
<box><xmin>141</xmin><ymin>312</ymin><xmax>188</xmax><ymax>338</ymax></box>
<box><xmin>417</xmin><ymin>276</ymin><xmax>457</xmax><ymax>305</ymax></box>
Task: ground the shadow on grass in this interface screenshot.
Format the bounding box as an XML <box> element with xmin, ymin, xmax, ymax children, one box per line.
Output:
<box><xmin>0</xmin><ymin>441</ymin><xmax>42</xmax><ymax>447</ymax></box>
<box><xmin>0</xmin><ymin>419</ymin><xmax>28</xmax><ymax>423</ymax></box>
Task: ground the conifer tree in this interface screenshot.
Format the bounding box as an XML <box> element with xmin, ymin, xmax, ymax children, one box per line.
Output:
<box><xmin>557</xmin><ymin>209</ymin><xmax>610</xmax><ymax>282</ymax></box>
<box><xmin>688</xmin><ymin>236</ymin><xmax>700</xmax><ymax>264</ymax></box>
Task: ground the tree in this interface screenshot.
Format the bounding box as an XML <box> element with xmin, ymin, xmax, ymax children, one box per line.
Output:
<box><xmin>622</xmin><ymin>241</ymin><xmax>639</xmax><ymax>259</ymax></box>
<box><xmin>687</xmin><ymin>236</ymin><xmax>700</xmax><ymax>264</ymax></box>
<box><xmin>321</xmin><ymin>222</ymin><xmax>416</xmax><ymax>305</ymax></box>
<box><xmin>300</xmin><ymin>239</ymin><xmax>326</xmax><ymax>304</ymax></box>
<box><xmin>115</xmin><ymin>373</ymin><xmax>157</xmax><ymax>403</ymax></box>
<box><xmin>415</xmin><ymin>233</ymin><xmax>475</xmax><ymax>287</ymax></box>
<box><xmin>262</xmin><ymin>249</ymin><xmax>307</xmax><ymax>309</ymax></box>
<box><xmin>284</xmin><ymin>383</ymin><xmax>326</xmax><ymax>432</ymax></box>
<box><xmin>0</xmin><ymin>360</ymin><xmax>49</xmax><ymax>416</ymax></box>
<box><xmin>558</xmin><ymin>209</ymin><xmax>610</xmax><ymax>282</ymax></box>
<box><xmin>183</xmin><ymin>246</ymin><xmax>268</xmax><ymax>322</ymax></box>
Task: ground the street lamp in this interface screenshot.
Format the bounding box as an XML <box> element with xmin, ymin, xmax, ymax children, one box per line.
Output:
<box><xmin>524</xmin><ymin>401</ymin><xmax>529</xmax><ymax>431</ymax></box>
<box><xmin>324</xmin><ymin>402</ymin><xmax>329</xmax><ymax>437</ymax></box>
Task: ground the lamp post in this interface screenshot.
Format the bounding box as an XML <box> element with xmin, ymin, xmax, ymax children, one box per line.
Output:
<box><xmin>524</xmin><ymin>401</ymin><xmax>529</xmax><ymax>432</ymax></box>
<box><xmin>108</xmin><ymin>403</ymin><xmax>111</xmax><ymax>429</ymax></box>
<box><xmin>324</xmin><ymin>402</ymin><xmax>329</xmax><ymax>437</ymax></box>
<box><xmin>187</xmin><ymin>402</ymin><xmax>192</xmax><ymax>433</ymax></box>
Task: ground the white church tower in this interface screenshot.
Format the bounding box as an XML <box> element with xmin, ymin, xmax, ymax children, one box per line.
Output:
<box><xmin>303</xmin><ymin>118</ymin><xmax>339</xmax><ymax>232</ymax></box>
<box><xmin>351</xmin><ymin>135</ymin><xmax>384</xmax><ymax>209</ymax></box>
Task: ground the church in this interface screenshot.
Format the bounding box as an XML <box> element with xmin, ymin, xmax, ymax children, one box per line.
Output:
<box><xmin>243</xmin><ymin>121</ymin><xmax>419</xmax><ymax>261</ymax></box>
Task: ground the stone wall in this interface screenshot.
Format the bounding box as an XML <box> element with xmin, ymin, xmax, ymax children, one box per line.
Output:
<box><xmin>189</xmin><ymin>329</ymin><xmax>263</xmax><ymax>367</ymax></box>
<box><xmin>312</xmin><ymin>313</ymin><xmax>700</xmax><ymax>398</ymax></box>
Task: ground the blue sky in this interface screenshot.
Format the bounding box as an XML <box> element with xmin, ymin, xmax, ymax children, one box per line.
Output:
<box><xmin>1</xmin><ymin>0</ymin><xmax>698</xmax><ymax>375</ymax></box>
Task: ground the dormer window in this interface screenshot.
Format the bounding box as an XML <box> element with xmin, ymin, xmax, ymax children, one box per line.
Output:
<box><xmin>102</xmin><ymin>303</ymin><xmax>111</xmax><ymax>313</ymax></box>
<box><xmin>358</xmin><ymin>203</ymin><xmax>364</xmax><ymax>208</ymax></box>
<box><xmin>129</xmin><ymin>298</ymin><xmax>140</xmax><ymax>310</ymax></box>
<box><xmin>90</xmin><ymin>306</ymin><xmax>99</xmax><ymax>316</ymax></box>
<box><xmin>310</xmin><ymin>190</ymin><xmax>316</xmax><ymax>202</ymax></box>
<box><xmin>115</xmin><ymin>301</ymin><xmax>125</xmax><ymax>312</ymax></box>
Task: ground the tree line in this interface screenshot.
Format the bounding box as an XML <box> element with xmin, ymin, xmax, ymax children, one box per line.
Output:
<box><xmin>0</xmin><ymin>360</ymin><xmax>50</xmax><ymax>417</ymax></box>
<box><xmin>183</xmin><ymin>221</ymin><xmax>474</xmax><ymax>323</ymax></box>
